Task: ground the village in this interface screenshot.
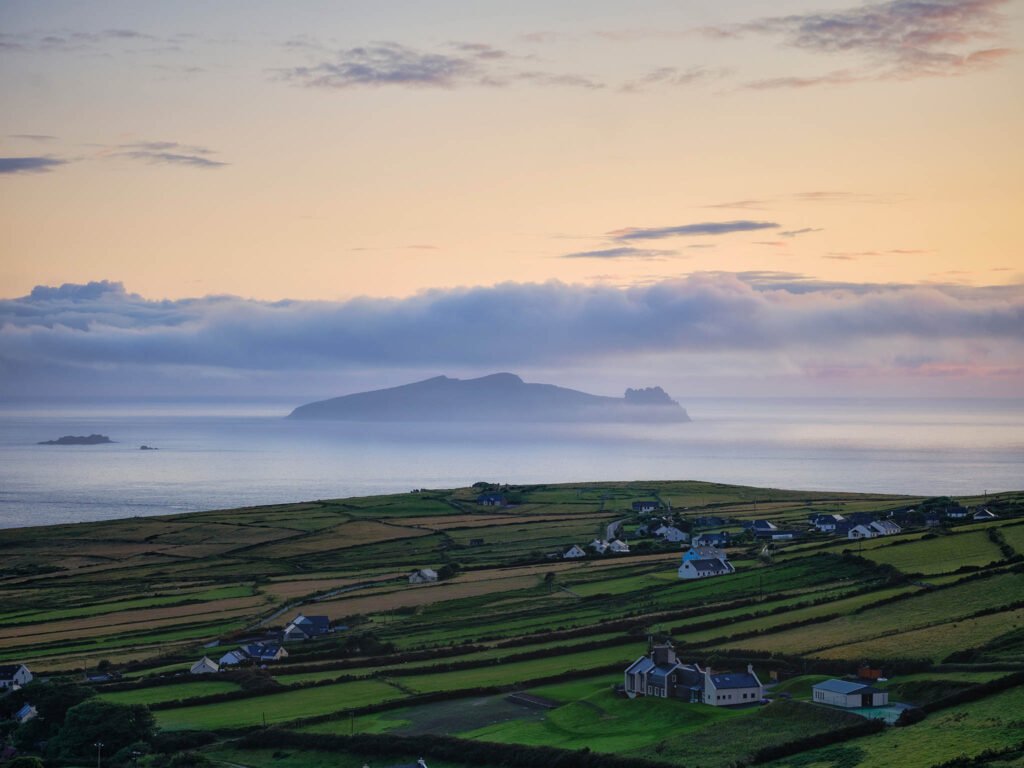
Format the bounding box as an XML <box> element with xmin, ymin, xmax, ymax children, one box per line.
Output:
<box><xmin>0</xmin><ymin>483</ymin><xmax>1020</xmax><ymax>768</ymax></box>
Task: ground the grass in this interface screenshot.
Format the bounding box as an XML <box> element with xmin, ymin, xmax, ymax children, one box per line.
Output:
<box><xmin>862</xmin><ymin>531</ymin><xmax>1005</xmax><ymax>575</ymax></box>
<box><xmin>205</xmin><ymin>746</ymin><xmax>473</xmax><ymax>768</ymax></box>
<box><xmin>763</xmin><ymin>683</ymin><xmax>1024</xmax><ymax>768</ymax></box>
<box><xmin>155</xmin><ymin>679</ymin><xmax>405</xmax><ymax>730</ymax></box>
<box><xmin>99</xmin><ymin>680</ymin><xmax>242</xmax><ymax>706</ymax></box>
<box><xmin>461</xmin><ymin>686</ymin><xmax>748</xmax><ymax>753</ymax></box>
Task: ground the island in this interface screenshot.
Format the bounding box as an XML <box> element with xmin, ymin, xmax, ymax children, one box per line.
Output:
<box><xmin>38</xmin><ymin>434</ymin><xmax>114</xmax><ymax>445</ymax></box>
<box><xmin>287</xmin><ymin>372</ymin><xmax>690</xmax><ymax>423</ymax></box>
<box><xmin>139</xmin><ymin>445</ymin><xmax>159</xmax><ymax>451</ymax></box>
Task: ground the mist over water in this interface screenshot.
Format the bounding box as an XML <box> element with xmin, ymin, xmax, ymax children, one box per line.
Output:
<box><xmin>1</xmin><ymin>398</ymin><xmax>1021</xmax><ymax>529</ymax></box>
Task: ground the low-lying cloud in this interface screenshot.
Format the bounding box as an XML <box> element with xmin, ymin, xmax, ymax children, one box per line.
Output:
<box><xmin>2</xmin><ymin>277</ymin><xmax>1021</xmax><ymax>391</ymax></box>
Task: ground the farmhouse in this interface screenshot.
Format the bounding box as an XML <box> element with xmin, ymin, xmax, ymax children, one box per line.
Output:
<box><xmin>409</xmin><ymin>568</ymin><xmax>439</xmax><ymax>584</ymax></box>
<box><xmin>656</xmin><ymin>526</ymin><xmax>690</xmax><ymax>543</ymax></box>
<box><xmin>283</xmin><ymin>613</ymin><xmax>332</xmax><ymax>641</ymax></box>
<box><xmin>844</xmin><ymin>524</ymin><xmax>876</xmax><ymax>540</ymax></box>
<box><xmin>812</xmin><ymin>679</ymin><xmax>889</xmax><ymax>708</ymax></box>
<box><xmin>810</xmin><ymin>514</ymin><xmax>845</xmax><ymax>532</ymax></box>
<box><xmin>218</xmin><ymin>649</ymin><xmax>249</xmax><ymax>666</ymax></box>
<box><xmin>624</xmin><ymin>643</ymin><xmax>763</xmax><ymax>706</ymax></box>
<box><xmin>678</xmin><ymin>546</ymin><xmax>734</xmax><ymax>580</ymax></box>
<box><xmin>692</xmin><ymin>531</ymin><xmax>729</xmax><ymax>547</ymax></box>
<box><xmin>973</xmin><ymin>508</ymin><xmax>998</xmax><ymax>521</ymax></box>
<box><xmin>242</xmin><ymin>642</ymin><xmax>288</xmax><ymax>662</ymax></box>
<box><xmin>590</xmin><ymin>538</ymin><xmax>609</xmax><ymax>554</ymax></box>
<box><xmin>190</xmin><ymin>656</ymin><xmax>219</xmax><ymax>675</ymax></box>
<box><xmin>632</xmin><ymin>501</ymin><xmax>660</xmax><ymax>513</ymax></box>
<box><xmin>0</xmin><ymin>664</ymin><xmax>32</xmax><ymax>690</ymax></box>
<box><xmin>608</xmin><ymin>539</ymin><xmax>631</xmax><ymax>553</ymax></box>
<box><xmin>563</xmin><ymin>544</ymin><xmax>586</xmax><ymax>559</ymax></box>
<box><xmin>476</xmin><ymin>492</ymin><xmax>507</xmax><ymax>507</ymax></box>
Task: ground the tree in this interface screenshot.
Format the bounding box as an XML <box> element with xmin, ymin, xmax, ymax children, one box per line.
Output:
<box><xmin>11</xmin><ymin>680</ymin><xmax>96</xmax><ymax>748</ymax></box>
<box><xmin>7</xmin><ymin>757</ymin><xmax>46</xmax><ymax>768</ymax></box>
<box><xmin>47</xmin><ymin>700</ymin><xmax>155</xmax><ymax>762</ymax></box>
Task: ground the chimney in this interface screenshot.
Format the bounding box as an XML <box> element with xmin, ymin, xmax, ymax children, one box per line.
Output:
<box><xmin>747</xmin><ymin>663</ymin><xmax>755</xmax><ymax>676</ymax></box>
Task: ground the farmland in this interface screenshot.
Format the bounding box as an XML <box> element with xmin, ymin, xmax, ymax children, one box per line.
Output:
<box><xmin>1</xmin><ymin>481</ymin><xmax>1023</xmax><ymax>768</ymax></box>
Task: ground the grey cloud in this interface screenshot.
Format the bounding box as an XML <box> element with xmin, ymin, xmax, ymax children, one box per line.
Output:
<box><xmin>112</xmin><ymin>141</ymin><xmax>227</xmax><ymax>169</ymax></box>
<box><xmin>0</xmin><ymin>156</ymin><xmax>68</xmax><ymax>174</ymax></box>
<box><xmin>3</xmin><ymin>276</ymin><xmax>1021</xmax><ymax>385</ymax></box>
<box><xmin>622</xmin><ymin>66</ymin><xmax>730</xmax><ymax>92</ymax></box>
<box><xmin>280</xmin><ymin>41</ymin><xmax>605</xmax><ymax>90</ymax></box>
<box><xmin>610</xmin><ymin>221</ymin><xmax>779</xmax><ymax>240</ymax></box>
<box><xmin>560</xmin><ymin>247</ymin><xmax>678</xmax><ymax>259</ymax></box>
<box><xmin>9</xmin><ymin>134</ymin><xmax>58</xmax><ymax>142</ymax></box>
<box><xmin>780</xmin><ymin>228</ymin><xmax>823</xmax><ymax>237</ymax></box>
<box><xmin>708</xmin><ymin>0</ymin><xmax>1013</xmax><ymax>87</ymax></box>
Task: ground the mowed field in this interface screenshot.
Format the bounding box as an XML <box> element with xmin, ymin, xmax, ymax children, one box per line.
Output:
<box><xmin>3</xmin><ymin>482</ymin><xmax>1024</xmax><ymax>768</ymax></box>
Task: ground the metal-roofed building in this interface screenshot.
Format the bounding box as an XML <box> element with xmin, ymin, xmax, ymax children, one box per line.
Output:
<box><xmin>624</xmin><ymin>643</ymin><xmax>763</xmax><ymax>706</ymax></box>
<box><xmin>812</xmin><ymin>678</ymin><xmax>889</xmax><ymax>708</ymax></box>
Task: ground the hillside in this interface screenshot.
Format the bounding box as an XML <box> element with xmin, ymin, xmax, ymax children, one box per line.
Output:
<box><xmin>1</xmin><ymin>481</ymin><xmax>1022</xmax><ymax>768</ymax></box>
<box><xmin>287</xmin><ymin>373</ymin><xmax>691</xmax><ymax>422</ymax></box>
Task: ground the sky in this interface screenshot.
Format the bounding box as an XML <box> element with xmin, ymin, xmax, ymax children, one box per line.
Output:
<box><xmin>1</xmin><ymin>0</ymin><xmax>1022</xmax><ymax>400</ymax></box>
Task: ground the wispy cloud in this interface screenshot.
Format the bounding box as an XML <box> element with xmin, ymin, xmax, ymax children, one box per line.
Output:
<box><xmin>0</xmin><ymin>156</ymin><xmax>68</xmax><ymax>175</ymax></box>
<box><xmin>703</xmin><ymin>0</ymin><xmax>1013</xmax><ymax>88</ymax></box>
<box><xmin>621</xmin><ymin>66</ymin><xmax>730</xmax><ymax>92</ymax></box>
<box><xmin>609</xmin><ymin>220</ymin><xmax>779</xmax><ymax>241</ymax></box>
<box><xmin>560</xmin><ymin>247</ymin><xmax>678</xmax><ymax>260</ymax></box>
<box><xmin>8</xmin><ymin>134</ymin><xmax>58</xmax><ymax>142</ymax></box>
<box><xmin>279</xmin><ymin>41</ymin><xmax>604</xmax><ymax>90</ymax></box>
<box><xmin>110</xmin><ymin>141</ymin><xmax>228</xmax><ymax>169</ymax></box>
<box><xmin>780</xmin><ymin>227</ymin><xmax>823</xmax><ymax>238</ymax></box>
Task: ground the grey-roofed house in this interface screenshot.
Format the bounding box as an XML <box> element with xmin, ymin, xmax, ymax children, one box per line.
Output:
<box><xmin>624</xmin><ymin>643</ymin><xmax>762</xmax><ymax>706</ymax></box>
<box><xmin>283</xmin><ymin>613</ymin><xmax>332</xmax><ymax>641</ymax></box>
<box><xmin>242</xmin><ymin>643</ymin><xmax>288</xmax><ymax>662</ymax></box>
<box><xmin>0</xmin><ymin>664</ymin><xmax>32</xmax><ymax>690</ymax></box>
<box><xmin>692</xmin><ymin>531</ymin><xmax>729</xmax><ymax>547</ymax></box>
<box><xmin>409</xmin><ymin>568</ymin><xmax>439</xmax><ymax>584</ymax></box>
<box><xmin>812</xmin><ymin>678</ymin><xmax>889</xmax><ymax>708</ymax></box>
<box><xmin>678</xmin><ymin>545</ymin><xmax>734</xmax><ymax>580</ymax></box>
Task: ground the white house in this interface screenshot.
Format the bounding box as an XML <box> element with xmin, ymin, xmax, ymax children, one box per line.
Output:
<box><xmin>810</xmin><ymin>514</ymin><xmax>845</xmax><ymax>533</ymax></box>
<box><xmin>812</xmin><ymin>679</ymin><xmax>889</xmax><ymax>708</ymax></box>
<box><xmin>190</xmin><ymin>656</ymin><xmax>219</xmax><ymax>675</ymax></box>
<box><xmin>608</xmin><ymin>539</ymin><xmax>631</xmax><ymax>553</ymax></box>
<box><xmin>657</xmin><ymin>526</ymin><xmax>690</xmax><ymax>543</ymax></box>
<box><xmin>0</xmin><ymin>664</ymin><xmax>32</xmax><ymax>690</ymax></box>
<box><xmin>846</xmin><ymin>524</ymin><xmax>876</xmax><ymax>540</ymax></box>
<box><xmin>563</xmin><ymin>545</ymin><xmax>586</xmax><ymax>559</ymax></box>
<box><xmin>678</xmin><ymin>546</ymin><xmax>734</xmax><ymax>579</ymax></box>
<box><xmin>409</xmin><ymin>568</ymin><xmax>439</xmax><ymax>584</ymax></box>
<box><xmin>624</xmin><ymin>643</ymin><xmax>762</xmax><ymax>706</ymax></box>
<box><xmin>590</xmin><ymin>539</ymin><xmax>610</xmax><ymax>554</ymax></box>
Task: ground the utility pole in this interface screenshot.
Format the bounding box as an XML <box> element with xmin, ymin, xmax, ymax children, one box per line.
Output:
<box><xmin>94</xmin><ymin>741</ymin><xmax>104</xmax><ymax>768</ymax></box>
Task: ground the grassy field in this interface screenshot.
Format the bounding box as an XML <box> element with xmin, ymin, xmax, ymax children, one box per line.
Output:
<box><xmin>3</xmin><ymin>480</ymin><xmax>1023</xmax><ymax>768</ymax></box>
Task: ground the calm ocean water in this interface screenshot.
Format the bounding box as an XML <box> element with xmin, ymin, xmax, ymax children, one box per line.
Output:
<box><xmin>0</xmin><ymin>398</ymin><xmax>1022</xmax><ymax>529</ymax></box>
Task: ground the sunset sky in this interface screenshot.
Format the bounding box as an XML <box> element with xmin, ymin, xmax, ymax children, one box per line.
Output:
<box><xmin>2</xmin><ymin>0</ymin><xmax>1022</xmax><ymax>399</ymax></box>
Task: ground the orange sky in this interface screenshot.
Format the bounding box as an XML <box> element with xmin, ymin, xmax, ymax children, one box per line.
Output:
<box><xmin>1</xmin><ymin>0</ymin><xmax>1022</xmax><ymax>302</ymax></box>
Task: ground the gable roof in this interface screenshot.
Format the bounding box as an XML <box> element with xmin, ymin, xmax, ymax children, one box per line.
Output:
<box><xmin>626</xmin><ymin>656</ymin><xmax>655</xmax><ymax>676</ymax></box>
<box><xmin>0</xmin><ymin>664</ymin><xmax>26</xmax><ymax>679</ymax></box>
<box><xmin>813</xmin><ymin>679</ymin><xmax>874</xmax><ymax>695</ymax></box>
<box><xmin>710</xmin><ymin>672</ymin><xmax>760</xmax><ymax>689</ymax></box>
<box><xmin>688</xmin><ymin>559</ymin><xmax>730</xmax><ymax>573</ymax></box>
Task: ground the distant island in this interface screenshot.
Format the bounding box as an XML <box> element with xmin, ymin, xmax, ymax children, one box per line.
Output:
<box><xmin>38</xmin><ymin>434</ymin><xmax>114</xmax><ymax>445</ymax></box>
<box><xmin>288</xmin><ymin>373</ymin><xmax>690</xmax><ymax>423</ymax></box>
<box><xmin>140</xmin><ymin>445</ymin><xmax>159</xmax><ymax>451</ymax></box>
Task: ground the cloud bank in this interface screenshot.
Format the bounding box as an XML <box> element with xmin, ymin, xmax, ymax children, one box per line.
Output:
<box><xmin>0</xmin><ymin>157</ymin><xmax>67</xmax><ymax>174</ymax></box>
<box><xmin>2</xmin><ymin>276</ymin><xmax>1021</xmax><ymax>399</ymax></box>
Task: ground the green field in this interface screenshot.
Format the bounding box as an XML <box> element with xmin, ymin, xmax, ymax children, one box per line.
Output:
<box><xmin>3</xmin><ymin>480</ymin><xmax>1023</xmax><ymax>768</ymax></box>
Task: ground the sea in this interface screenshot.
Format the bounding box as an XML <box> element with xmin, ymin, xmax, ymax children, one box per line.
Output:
<box><xmin>1</xmin><ymin>398</ymin><xmax>1022</xmax><ymax>529</ymax></box>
